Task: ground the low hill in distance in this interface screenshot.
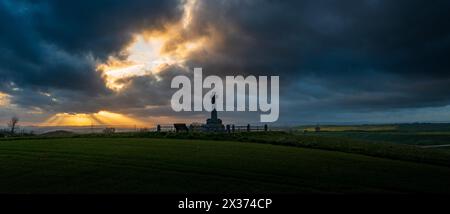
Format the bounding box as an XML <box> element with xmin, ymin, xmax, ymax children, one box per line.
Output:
<box><xmin>40</xmin><ymin>130</ymin><xmax>75</xmax><ymax>138</ymax></box>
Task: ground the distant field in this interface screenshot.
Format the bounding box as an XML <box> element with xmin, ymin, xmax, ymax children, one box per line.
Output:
<box><xmin>298</xmin><ymin>123</ymin><xmax>450</xmax><ymax>146</ymax></box>
<box><xmin>305</xmin><ymin>131</ymin><xmax>450</xmax><ymax>146</ymax></box>
<box><xmin>299</xmin><ymin>123</ymin><xmax>450</xmax><ymax>132</ymax></box>
<box><xmin>1</xmin><ymin>137</ymin><xmax>450</xmax><ymax>193</ymax></box>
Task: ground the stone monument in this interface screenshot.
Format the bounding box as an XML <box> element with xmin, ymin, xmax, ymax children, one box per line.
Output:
<box><xmin>204</xmin><ymin>94</ymin><xmax>225</xmax><ymax>132</ymax></box>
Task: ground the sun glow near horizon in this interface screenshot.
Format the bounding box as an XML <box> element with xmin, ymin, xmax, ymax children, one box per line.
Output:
<box><xmin>41</xmin><ymin>111</ymin><xmax>148</xmax><ymax>127</ymax></box>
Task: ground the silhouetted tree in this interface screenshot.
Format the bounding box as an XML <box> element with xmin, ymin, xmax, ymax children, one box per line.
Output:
<box><xmin>7</xmin><ymin>116</ymin><xmax>19</xmax><ymax>134</ymax></box>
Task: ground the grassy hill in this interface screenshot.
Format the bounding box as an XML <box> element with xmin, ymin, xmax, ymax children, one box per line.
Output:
<box><xmin>298</xmin><ymin>123</ymin><xmax>450</xmax><ymax>147</ymax></box>
<box><xmin>1</xmin><ymin>137</ymin><xmax>450</xmax><ymax>193</ymax></box>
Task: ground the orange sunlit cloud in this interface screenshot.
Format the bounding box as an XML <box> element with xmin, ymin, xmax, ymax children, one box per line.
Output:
<box><xmin>96</xmin><ymin>0</ymin><xmax>207</xmax><ymax>91</ymax></box>
<box><xmin>0</xmin><ymin>92</ymin><xmax>10</xmax><ymax>107</ymax></box>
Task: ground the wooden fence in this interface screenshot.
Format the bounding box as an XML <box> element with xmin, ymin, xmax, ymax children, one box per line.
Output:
<box><xmin>155</xmin><ymin>124</ymin><xmax>269</xmax><ymax>133</ymax></box>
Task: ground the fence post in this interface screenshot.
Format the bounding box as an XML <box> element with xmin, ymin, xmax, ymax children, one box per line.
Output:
<box><xmin>232</xmin><ymin>125</ymin><xmax>235</xmax><ymax>133</ymax></box>
<box><xmin>247</xmin><ymin>124</ymin><xmax>251</xmax><ymax>132</ymax></box>
<box><xmin>157</xmin><ymin>125</ymin><xmax>161</xmax><ymax>132</ymax></box>
<box><xmin>264</xmin><ymin>124</ymin><xmax>268</xmax><ymax>132</ymax></box>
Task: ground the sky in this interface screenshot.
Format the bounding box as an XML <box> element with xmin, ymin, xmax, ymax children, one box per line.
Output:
<box><xmin>1</xmin><ymin>0</ymin><xmax>450</xmax><ymax>127</ymax></box>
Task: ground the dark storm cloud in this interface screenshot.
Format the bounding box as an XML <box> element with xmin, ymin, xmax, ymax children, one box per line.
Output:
<box><xmin>182</xmin><ymin>0</ymin><xmax>450</xmax><ymax>113</ymax></box>
<box><xmin>189</xmin><ymin>0</ymin><xmax>450</xmax><ymax>77</ymax></box>
<box><xmin>33</xmin><ymin>0</ymin><xmax>182</xmax><ymax>59</ymax></box>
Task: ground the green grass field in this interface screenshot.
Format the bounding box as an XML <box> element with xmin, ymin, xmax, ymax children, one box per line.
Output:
<box><xmin>1</xmin><ymin>137</ymin><xmax>450</xmax><ymax>193</ymax></box>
